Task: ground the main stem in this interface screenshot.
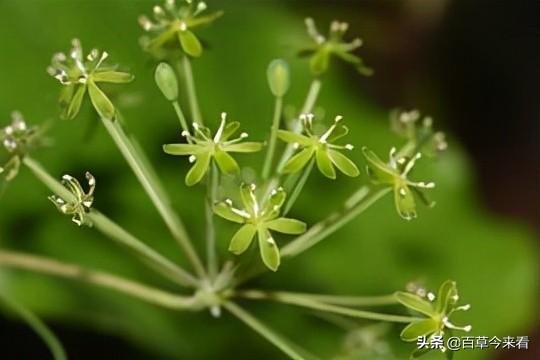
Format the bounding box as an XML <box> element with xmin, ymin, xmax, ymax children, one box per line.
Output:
<box><xmin>181</xmin><ymin>56</ymin><xmax>203</xmax><ymax>126</ymax></box>
<box><xmin>262</xmin><ymin>96</ymin><xmax>283</xmax><ymax>180</ymax></box>
<box><xmin>101</xmin><ymin>118</ymin><xmax>206</xmax><ymax>279</ymax></box>
<box><xmin>205</xmin><ymin>162</ymin><xmax>219</xmax><ymax>279</ymax></box>
<box><xmin>0</xmin><ymin>250</ymin><xmax>198</xmax><ymax>310</ymax></box>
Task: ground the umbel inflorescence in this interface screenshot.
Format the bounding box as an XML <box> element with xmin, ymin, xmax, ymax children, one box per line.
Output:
<box><xmin>0</xmin><ymin>1</ymin><xmax>469</xmax><ymax>359</ymax></box>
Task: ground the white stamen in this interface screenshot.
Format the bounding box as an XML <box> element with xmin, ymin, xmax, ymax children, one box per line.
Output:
<box><xmin>189</xmin><ymin>155</ymin><xmax>196</xmax><ymax>163</ymax></box>
<box><xmin>293</xmin><ymin>142</ymin><xmax>300</xmax><ymax>149</ymax></box>
<box><xmin>153</xmin><ymin>5</ymin><xmax>164</xmax><ymax>14</ymax></box>
<box><xmin>240</xmin><ymin>132</ymin><xmax>248</xmax><ymax>138</ymax></box>
<box><xmin>225</xmin><ymin>199</ymin><xmax>233</xmax><ymax>205</ymax></box>
<box><xmin>399</xmin><ymin>188</ymin><xmax>407</xmax><ymax>197</ymax></box>
<box><xmin>266</xmin><ymin>237</ymin><xmax>276</xmax><ymax>245</ymax></box>
<box><xmin>181</xmin><ymin>130</ymin><xmax>190</xmax><ymax>137</ymax></box>
<box><xmin>456</xmin><ymin>304</ymin><xmax>471</xmax><ymax>311</ymax></box>
<box><xmin>345</xmin><ymin>144</ymin><xmax>354</xmax><ymax>150</ymax></box>
<box><xmin>427</xmin><ymin>292</ymin><xmax>436</xmax><ymax>301</ymax></box>
<box><xmin>179</xmin><ymin>22</ymin><xmax>188</xmax><ymax>31</ymax></box>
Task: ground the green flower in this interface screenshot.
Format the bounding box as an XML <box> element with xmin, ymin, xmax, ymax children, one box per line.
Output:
<box><xmin>48</xmin><ymin>39</ymin><xmax>134</xmax><ymax>121</ymax></box>
<box><xmin>300</xmin><ymin>18</ymin><xmax>372</xmax><ymax>76</ymax></box>
<box><xmin>213</xmin><ymin>184</ymin><xmax>307</xmax><ymax>271</ymax></box>
<box><xmin>163</xmin><ymin>113</ymin><xmax>262</xmax><ymax>186</ymax></box>
<box><xmin>278</xmin><ymin>114</ymin><xmax>360</xmax><ymax>179</ymax></box>
<box><xmin>0</xmin><ymin>112</ymin><xmax>41</xmax><ymax>182</ymax></box>
<box><xmin>362</xmin><ymin>147</ymin><xmax>435</xmax><ymax>220</ymax></box>
<box><xmin>390</xmin><ymin>109</ymin><xmax>448</xmax><ymax>158</ymax></box>
<box><xmin>139</xmin><ymin>0</ymin><xmax>223</xmax><ymax>58</ymax></box>
<box><xmin>396</xmin><ymin>280</ymin><xmax>472</xmax><ymax>358</ymax></box>
<box><xmin>49</xmin><ymin>172</ymin><xmax>96</xmax><ymax>227</ymax></box>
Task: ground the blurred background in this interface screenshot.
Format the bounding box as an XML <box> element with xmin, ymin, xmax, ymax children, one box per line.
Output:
<box><xmin>0</xmin><ymin>0</ymin><xmax>539</xmax><ymax>359</ymax></box>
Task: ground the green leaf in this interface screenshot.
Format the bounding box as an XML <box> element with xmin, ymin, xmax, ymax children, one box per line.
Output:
<box><xmin>224</xmin><ymin>142</ymin><xmax>263</xmax><ymax>153</ymax></box>
<box><xmin>436</xmin><ymin>280</ymin><xmax>458</xmax><ymax>314</ymax></box>
<box><xmin>277</xmin><ymin>130</ymin><xmax>311</xmax><ymax>146</ymax></box>
<box><xmin>362</xmin><ymin>147</ymin><xmax>396</xmax><ymax>184</ymax></box>
<box><xmin>282</xmin><ymin>147</ymin><xmax>314</xmax><ymax>174</ymax></box>
<box><xmin>395</xmin><ymin>292</ymin><xmax>435</xmax><ymax>317</ymax></box>
<box><xmin>327</xmin><ymin>149</ymin><xmax>359</xmax><ymax>177</ymax></box>
<box><xmin>154</xmin><ymin>63</ymin><xmax>178</xmax><ymax>101</ymax></box>
<box><xmin>258</xmin><ymin>228</ymin><xmax>280</xmax><ymax>271</ymax></box>
<box><xmin>185</xmin><ymin>151</ymin><xmax>211</xmax><ymax>186</ymax></box>
<box><xmin>267</xmin><ymin>59</ymin><xmax>290</xmax><ymax>97</ymax></box>
<box><xmin>310</xmin><ymin>50</ymin><xmax>329</xmax><ymax>75</ymax></box>
<box><xmin>400</xmin><ymin>319</ymin><xmax>439</xmax><ymax>342</ymax></box>
<box><xmin>65</xmin><ymin>84</ymin><xmax>87</xmax><ymax>120</ymax></box>
<box><xmin>163</xmin><ymin>143</ymin><xmax>202</xmax><ymax>155</ymax></box>
<box><xmin>229</xmin><ymin>224</ymin><xmax>257</xmax><ymax>255</ymax></box>
<box><xmin>213</xmin><ymin>202</ymin><xmax>245</xmax><ymax>223</ymax></box>
<box><xmin>214</xmin><ymin>150</ymin><xmax>239</xmax><ymax>174</ymax></box>
<box><xmin>178</xmin><ymin>30</ymin><xmax>202</xmax><ymax>57</ymax></box>
<box><xmin>88</xmin><ymin>81</ymin><xmax>115</xmax><ymax>120</ymax></box>
<box><xmin>394</xmin><ymin>184</ymin><xmax>417</xmax><ymax>220</ymax></box>
<box><xmin>266</xmin><ymin>218</ymin><xmax>306</xmax><ymax>234</ymax></box>
<box><xmin>315</xmin><ymin>149</ymin><xmax>336</xmax><ymax>179</ymax></box>
<box><xmin>92</xmin><ymin>71</ymin><xmax>134</xmax><ymax>84</ymax></box>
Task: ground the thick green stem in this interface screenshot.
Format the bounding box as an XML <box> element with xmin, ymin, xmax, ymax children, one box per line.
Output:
<box><xmin>238</xmin><ymin>290</ymin><xmax>419</xmax><ymax>324</ymax></box>
<box><xmin>101</xmin><ymin>118</ymin><xmax>206</xmax><ymax>278</ymax></box>
<box><xmin>181</xmin><ymin>56</ymin><xmax>203</xmax><ymax>126</ymax></box>
<box><xmin>282</xmin><ymin>158</ymin><xmax>314</xmax><ymax>216</ymax></box>
<box><xmin>0</xmin><ymin>250</ymin><xmax>199</xmax><ymax>310</ymax></box>
<box><xmin>262</xmin><ymin>96</ymin><xmax>284</xmax><ymax>180</ymax></box>
<box><xmin>205</xmin><ymin>162</ymin><xmax>219</xmax><ymax>279</ymax></box>
<box><xmin>224</xmin><ymin>302</ymin><xmax>307</xmax><ymax>360</ymax></box>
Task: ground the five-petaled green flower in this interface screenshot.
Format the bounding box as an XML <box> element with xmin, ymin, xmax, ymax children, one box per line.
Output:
<box><xmin>300</xmin><ymin>17</ymin><xmax>372</xmax><ymax>76</ymax></box>
<box><xmin>213</xmin><ymin>184</ymin><xmax>307</xmax><ymax>271</ymax></box>
<box><xmin>362</xmin><ymin>147</ymin><xmax>435</xmax><ymax>220</ymax></box>
<box><xmin>163</xmin><ymin>113</ymin><xmax>262</xmax><ymax>186</ymax></box>
<box><xmin>139</xmin><ymin>0</ymin><xmax>223</xmax><ymax>58</ymax></box>
<box><xmin>0</xmin><ymin>112</ymin><xmax>41</xmax><ymax>181</ymax></box>
<box><xmin>48</xmin><ymin>39</ymin><xmax>134</xmax><ymax>121</ymax></box>
<box><xmin>49</xmin><ymin>172</ymin><xmax>96</xmax><ymax>227</ymax></box>
<box><xmin>278</xmin><ymin>114</ymin><xmax>360</xmax><ymax>179</ymax></box>
<box><xmin>396</xmin><ymin>280</ymin><xmax>472</xmax><ymax>358</ymax></box>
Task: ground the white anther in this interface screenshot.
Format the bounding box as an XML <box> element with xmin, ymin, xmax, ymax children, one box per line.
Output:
<box><xmin>399</xmin><ymin>188</ymin><xmax>407</xmax><ymax>197</ymax></box>
<box><xmin>181</xmin><ymin>130</ymin><xmax>189</xmax><ymax>137</ymax></box>
<box><xmin>335</xmin><ymin>115</ymin><xmax>343</xmax><ymax>122</ymax></box>
<box><xmin>345</xmin><ymin>144</ymin><xmax>354</xmax><ymax>150</ymax></box>
<box><xmin>249</xmin><ymin>183</ymin><xmax>256</xmax><ymax>190</ymax></box>
<box><xmin>293</xmin><ymin>142</ymin><xmax>300</xmax><ymax>149</ymax></box>
<box><xmin>192</xmin><ymin>122</ymin><xmax>199</xmax><ymax>129</ymax></box>
<box><xmin>427</xmin><ymin>292</ymin><xmax>436</xmax><ymax>301</ymax></box>
<box><xmin>62</xmin><ymin>175</ymin><xmax>74</xmax><ymax>181</ymax></box>
<box><xmin>267</xmin><ymin>237</ymin><xmax>276</xmax><ymax>245</ymax></box>
<box><xmin>240</xmin><ymin>132</ymin><xmax>248</xmax><ymax>138</ymax></box>
<box><xmin>189</xmin><ymin>155</ymin><xmax>196</xmax><ymax>163</ymax></box>
<box><xmin>225</xmin><ymin>199</ymin><xmax>233</xmax><ymax>205</ymax></box>
<box><xmin>153</xmin><ymin>5</ymin><xmax>164</xmax><ymax>14</ymax></box>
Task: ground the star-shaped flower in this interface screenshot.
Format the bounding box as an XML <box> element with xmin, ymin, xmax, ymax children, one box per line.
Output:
<box><xmin>396</xmin><ymin>280</ymin><xmax>472</xmax><ymax>358</ymax></box>
<box><xmin>213</xmin><ymin>184</ymin><xmax>307</xmax><ymax>271</ymax></box>
<box><xmin>278</xmin><ymin>114</ymin><xmax>360</xmax><ymax>179</ymax></box>
<box><xmin>49</xmin><ymin>172</ymin><xmax>96</xmax><ymax>227</ymax></box>
<box><xmin>362</xmin><ymin>146</ymin><xmax>435</xmax><ymax>220</ymax></box>
<box><xmin>48</xmin><ymin>39</ymin><xmax>134</xmax><ymax>121</ymax></box>
<box><xmin>139</xmin><ymin>0</ymin><xmax>223</xmax><ymax>58</ymax></box>
<box><xmin>300</xmin><ymin>18</ymin><xmax>372</xmax><ymax>76</ymax></box>
<box><xmin>163</xmin><ymin>113</ymin><xmax>262</xmax><ymax>186</ymax></box>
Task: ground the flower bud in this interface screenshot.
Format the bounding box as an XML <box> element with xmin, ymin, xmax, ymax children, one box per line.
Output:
<box><xmin>267</xmin><ymin>59</ymin><xmax>290</xmax><ymax>98</ymax></box>
<box><xmin>154</xmin><ymin>62</ymin><xmax>178</xmax><ymax>101</ymax></box>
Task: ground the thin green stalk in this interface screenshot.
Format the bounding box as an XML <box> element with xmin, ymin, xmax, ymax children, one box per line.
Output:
<box><xmin>283</xmin><ymin>158</ymin><xmax>314</xmax><ymax>216</ymax></box>
<box><xmin>101</xmin><ymin>117</ymin><xmax>206</xmax><ymax>278</ymax></box>
<box><xmin>224</xmin><ymin>302</ymin><xmax>308</xmax><ymax>360</ymax></box>
<box><xmin>282</xmin><ymin>187</ymin><xmax>392</xmax><ymax>257</ymax></box>
<box><xmin>238</xmin><ymin>290</ymin><xmax>419</xmax><ymax>324</ymax></box>
<box><xmin>23</xmin><ymin>156</ymin><xmax>198</xmax><ymax>288</ymax></box>
<box><xmin>0</xmin><ymin>291</ymin><xmax>66</xmax><ymax>360</ymax></box>
<box><xmin>205</xmin><ymin>161</ymin><xmax>219</xmax><ymax>279</ymax></box>
<box><xmin>0</xmin><ymin>250</ymin><xmax>199</xmax><ymax>310</ymax></box>
<box><xmin>246</xmin><ymin>291</ymin><xmax>398</xmax><ymax>307</ymax></box>
<box><xmin>181</xmin><ymin>56</ymin><xmax>203</xmax><ymax>125</ymax></box>
<box><xmin>172</xmin><ymin>100</ymin><xmax>191</xmax><ymax>140</ymax></box>
<box><xmin>262</xmin><ymin>96</ymin><xmax>284</xmax><ymax>180</ymax></box>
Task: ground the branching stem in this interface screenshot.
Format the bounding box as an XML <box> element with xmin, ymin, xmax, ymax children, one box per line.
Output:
<box><xmin>262</xmin><ymin>96</ymin><xmax>284</xmax><ymax>180</ymax></box>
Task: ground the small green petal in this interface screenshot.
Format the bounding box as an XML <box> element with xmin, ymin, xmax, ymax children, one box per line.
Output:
<box><xmin>224</xmin><ymin>142</ymin><xmax>263</xmax><ymax>153</ymax></box>
<box><xmin>327</xmin><ymin>124</ymin><xmax>349</xmax><ymax>142</ymax></box>
<box><xmin>258</xmin><ymin>228</ymin><xmax>280</xmax><ymax>272</ymax></box>
<box><xmin>222</xmin><ymin>121</ymin><xmax>240</xmax><ymax>141</ymax></box>
<box><xmin>66</xmin><ymin>85</ymin><xmax>87</xmax><ymax>120</ymax></box>
<box><xmin>240</xmin><ymin>183</ymin><xmax>256</xmax><ymax>210</ymax></box>
<box><xmin>214</xmin><ymin>150</ymin><xmax>239</xmax><ymax>174</ymax></box>
<box><xmin>316</xmin><ymin>149</ymin><xmax>336</xmax><ymax>179</ymax></box>
<box><xmin>362</xmin><ymin>147</ymin><xmax>396</xmax><ymax>184</ymax></box>
<box><xmin>411</xmin><ymin>187</ymin><xmax>436</xmax><ymax>208</ymax></box>
<box><xmin>277</xmin><ymin>130</ymin><xmax>311</xmax><ymax>146</ymax></box>
<box><xmin>395</xmin><ymin>292</ymin><xmax>436</xmax><ymax>317</ymax></box>
<box><xmin>283</xmin><ymin>147</ymin><xmax>315</xmax><ymax>174</ymax></box>
<box><xmin>400</xmin><ymin>319</ymin><xmax>439</xmax><ymax>342</ymax></box>
<box><xmin>178</xmin><ymin>30</ymin><xmax>202</xmax><ymax>57</ymax></box>
<box><xmin>163</xmin><ymin>143</ymin><xmax>202</xmax><ymax>156</ymax></box>
<box><xmin>213</xmin><ymin>202</ymin><xmax>245</xmax><ymax>223</ymax></box>
<box><xmin>310</xmin><ymin>49</ymin><xmax>329</xmax><ymax>75</ymax></box>
<box><xmin>59</xmin><ymin>84</ymin><xmax>75</xmax><ymax>108</ymax></box>
<box><xmin>266</xmin><ymin>218</ymin><xmax>306</xmax><ymax>234</ymax></box>
<box><xmin>185</xmin><ymin>151</ymin><xmax>211</xmax><ymax>186</ymax></box>
<box><xmin>92</xmin><ymin>71</ymin><xmax>134</xmax><ymax>83</ymax></box>
<box><xmin>229</xmin><ymin>224</ymin><xmax>257</xmax><ymax>255</ymax></box>
<box><xmin>328</xmin><ymin>149</ymin><xmax>359</xmax><ymax>177</ymax></box>
<box><xmin>265</xmin><ymin>187</ymin><xmax>286</xmax><ymax>211</ymax></box>
<box><xmin>88</xmin><ymin>81</ymin><xmax>115</xmax><ymax>120</ymax></box>
<box><xmin>394</xmin><ymin>184</ymin><xmax>417</xmax><ymax>220</ymax></box>
<box><xmin>436</xmin><ymin>280</ymin><xmax>458</xmax><ymax>314</ymax></box>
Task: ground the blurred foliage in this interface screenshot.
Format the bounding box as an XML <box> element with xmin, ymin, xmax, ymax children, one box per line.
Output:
<box><xmin>0</xmin><ymin>0</ymin><xmax>538</xmax><ymax>359</ymax></box>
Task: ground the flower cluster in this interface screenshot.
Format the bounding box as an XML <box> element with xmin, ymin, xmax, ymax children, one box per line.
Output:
<box><xmin>139</xmin><ymin>0</ymin><xmax>223</xmax><ymax>58</ymax></box>
<box><xmin>300</xmin><ymin>18</ymin><xmax>372</xmax><ymax>76</ymax></box>
<box><xmin>163</xmin><ymin>113</ymin><xmax>262</xmax><ymax>186</ymax></box>
<box><xmin>213</xmin><ymin>184</ymin><xmax>306</xmax><ymax>271</ymax></box>
<box><xmin>48</xmin><ymin>39</ymin><xmax>134</xmax><ymax>120</ymax></box>
<box><xmin>49</xmin><ymin>172</ymin><xmax>96</xmax><ymax>227</ymax></box>
<box><xmin>278</xmin><ymin>114</ymin><xmax>360</xmax><ymax>179</ymax></box>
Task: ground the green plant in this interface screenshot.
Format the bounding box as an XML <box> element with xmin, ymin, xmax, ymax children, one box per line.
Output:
<box><xmin>0</xmin><ymin>1</ymin><xmax>471</xmax><ymax>359</ymax></box>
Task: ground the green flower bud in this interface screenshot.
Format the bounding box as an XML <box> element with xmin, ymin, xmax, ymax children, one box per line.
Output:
<box><xmin>267</xmin><ymin>59</ymin><xmax>290</xmax><ymax>98</ymax></box>
<box><xmin>154</xmin><ymin>63</ymin><xmax>178</xmax><ymax>101</ymax></box>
